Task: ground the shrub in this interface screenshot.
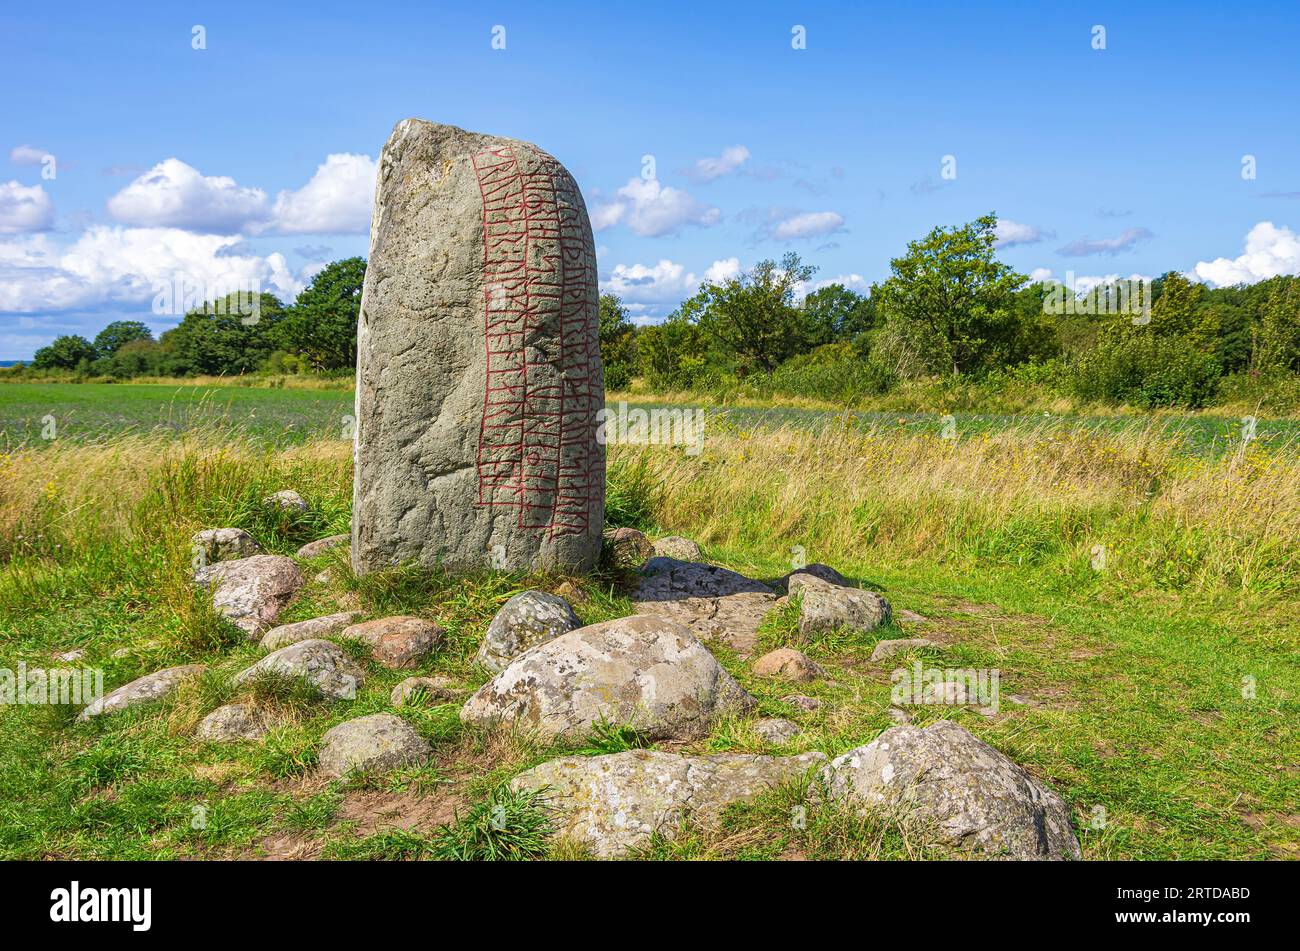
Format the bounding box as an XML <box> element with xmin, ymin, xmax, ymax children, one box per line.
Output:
<box><xmin>1073</xmin><ymin>331</ymin><xmax>1221</xmax><ymax>408</ymax></box>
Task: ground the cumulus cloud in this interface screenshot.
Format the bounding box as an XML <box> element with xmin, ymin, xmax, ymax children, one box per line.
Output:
<box><xmin>1026</xmin><ymin>268</ymin><xmax>1153</xmax><ymax>296</ymax></box>
<box><xmin>704</xmin><ymin>257</ymin><xmax>742</xmax><ymax>283</ymax></box>
<box><xmin>591</xmin><ymin>178</ymin><xmax>720</xmax><ymax>237</ymax></box>
<box><xmin>1192</xmin><ymin>221</ymin><xmax>1300</xmax><ymax>287</ymax></box>
<box><xmin>267</xmin><ymin>153</ymin><xmax>377</xmax><ymax>235</ymax></box>
<box><xmin>771</xmin><ymin>210</ymin><xmax>845</xmax><ymax>240</ymax></box>
<box><xmin>683</xmin><ymin>145</ymin><xmax>750</xmax><ymax>183</ymax></box>
<box><xmin>107</xmin><ymin>159</ymin><xmax>271</xmax><ymax>233</ymax></box>
<box><xmin>0</xmin><ymin>181</ymin><xmax>55</xmax><ymax>234</ymax></box>
<box><xmin>1056</xmin><ymin>227</ymin><xmax>1153</xmax><ymax>257</ymax></box>
<box><xmin>9</xmin><ymin>145</ymin><xmax>51</xmax><ymax>166</ymax></box>
<box><xmin>995</xmin><ymin>218</ymin><xmax>1050</xmax><ymax>248</ymax></box>
<box><xmin>599</xmin><ymin>257</ymin><xmax>739</xmax><ymax>318</ymax></box>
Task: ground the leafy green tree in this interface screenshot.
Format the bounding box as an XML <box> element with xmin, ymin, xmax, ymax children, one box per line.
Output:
<box><xmin>682</xmin><ymin>252</ymin><xmax>818</xmax><ymax>374</ymax></box>
<box><xmin>636</xmin><ymin>317</ymin><xmax>711</xmax><ymax>389</ymax></box>
<box><xmin>93</xmin><ymin>320</ymin><xmax>153</xmax><ymax>358</ymax></box>
<box><xmin>272</xmin><ymin>257</ymin><xmax>365</xmax><ymax>371</ymax></box>
<box><xmin>598</xmin><ymin>293</ymin><xmax>638</xmax><ymax>389</ymax></box>
<box><xmin>161</xmin><ymin>293</ymin><xmax>286</xmax><ymax>375</ymax></box>
<box><xmin>32</xmin><ymin>335</ymin><xmax>98</xmax><ymax>370</ymax></box>
<box><xmin>873</xmin><ymin>213</ymin><xmax>1029</xmax><ymax>375</ymax></box>
<box><xmin>802</xmin><ymin>283</ymin><xmax>876</xmax><ymax>347</ymax></box>
<box><xmin>1251</xmin><ymin>277</ymin><xmax>1300</xmax><ymax>374</ymax></box>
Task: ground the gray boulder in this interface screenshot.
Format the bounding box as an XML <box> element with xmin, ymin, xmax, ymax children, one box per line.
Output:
<box><xmin>318</xmin><ymin>713</ymin><xmax>431</xmax><ymax>779</ymax></box>
<box><xmin>194</xmin><ymin>554</ymin><xmax>304</xmax><ymax>638</ymax></box>
<box><xmin>778</xmin><ymin>563</ymin><xmax>848</xmax><ymax>591</ymax></box>
<box><xmin>263</xmin><ymin>489</ymin><xmax>307</xmax><ymax>512</ymax></box>
<box><xmin>788</xmin><ymin>572</ymin><xmax>891</xmax><ymax>636</ymax></box>
<box><xmin>603</xmin><ymin>527</ymin><xmax>653</xmax><ymax>567</ymax></box>
<box><xmin>475</xmin><ymin>590</ymin><xmax>581</xmax><ymax>672</ymax></box>
<box><xmin>461</xmin><ymin>614</ymin><xmax>755</xmax><ymax>741</ymax></box>
<box><xmin>191</xmin><ymin>528</ymin><xmax>261</xmax><ymax>563</ymax></box>
<box><xmin>296</xmin><ymin>534</ymin><xmax>349</xmax><ymax>559</ymax></box>
<box><xmin>754</xmin><ymin>718</ymin><xmax>802</xmax><ymax>744</ymax></box>
<box><xmin>234</xmin><ymin>639</ymin><xmax>365</xmax><ymax>700</ymax></box>
<box><xmin>391</xmin><ymin>676</ymin><xmax>456</xmax><ymax>707</ymax></box>
<box><xmin>512</xmin><ymin>749</ymin><xmax>827</xmax><ymax>857</ymax></box>
<box><xmin>820</xmin><ymin>720</ymin><xmax>1082</xmax><ymax>860</ymax></box>
<box><xmin>633</xmin><ymin>557</ymin><xmax>778</xmax><ymax>656</ymax></box>
<box><xmin>652</xmin><ymin>535</ymin><xmax>703</xmax><ymax>560</ymax></box>
<box><xmin>77</xmin><ymin>665</ymin><xmax>205</xmax><ymax>721</ymax></box>
<box><xmin>259</xmin><ymin>611</ymin><xmax>363</xmax><ymax>651</ymax></box>
<box><xmin>351</xmin><ymin>119</ymin><xmax>604</xmax><ymax>576</ymax></box>
<box><xmin>196</xmin><ymin>702</ymin><xmax>272</xmax><ymax>742</ymax></box>
<box><xmin>752</xmin><ymin>648</ymin><xmax>824</xmax><ymax>682</ymax></box>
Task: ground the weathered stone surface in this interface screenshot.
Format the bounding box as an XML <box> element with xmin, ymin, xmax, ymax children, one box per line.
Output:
<box><xmin>888</xmin><ymin>706</ymin><xmax>913</xmax><ymax>725</ymax></box>
<box><xmin>194</xmin><ymin>554</ymin><xmax>304</xmax><ymax>638</ymax></box>
<box><xmin>754</xmin><ymin>718</ymin><xmax>802</xmax><ymax>744</ymax></box>
<box><xmin>341</xmin><ymin>616</ymin><xmax>442</xmax><ymax>669</ymax></box>
<box><xmin>603</xmin><ymin>527</ymin><xmax>653</xmax><ymax>567</ymax></box>
<box><xmin>461</xmin><ymin>614</ymin><xmax>755</xmax><ymax>741</ymax></box>
<box><xmin>512</xmin><ymin>749</ymin><xmax>827</xmax><ymax>857</ymax></box>
<box><xmin>351</xmin><ymin>119</ymin><xmax>604</xmax><ymax>577</ymax></box>
<box><xmin>259</xmin><ymin>612</ymin><xmax>363</xmax><ymax>651</ymax></box>
<box><xmin>264</xmin><ymin>489</ymin><xmax>308</xmax><ymax>512</ymax></box>
<box><xmin>554</xmin><ymin>580</ymin><xmax>588</xmax><ymax>604</ymax></box>
<box><xmin>318</xmin><ymin>713</ymin><xmax>431</xmax><ymax>778</ymax></box>
<box><xmin>821</xmin><ymin>720</ymin><xmax>1082</xmax><ymax>860</ymax></box>
<box><xmin>77</xmin><ymin>665</ymin><xmax>205</xmax><ymax>721</ymax></box>
<box><xmin>233</xmin><ymin>639</ymin><xmax>365</xmax><ymax>700</ymax></box>
<box><xmin>870</xmin><ymin>637</ymin><xmax>936</xmax><ymax>662</ymax></box>
<box><xmin>788</xmin><ymin>573</ymin><xmax>891</xmax><ymax>636</ymax></box>
<box><xmin>192</xmin><ymin>528</ymin><xmax>262</xmax><ymax>563</ymax></box>
<box><xmin>197</xmin><ymin>702</ymin><xmax>271</xmax><ymax>742</ymax></box>
<box><xmin>778</xmin><ymin>563</ymin><xmax>848</xmax><ymax>591</ymax></box>
<box><xmin>752</xmin><ymin>648</ymin><xmax>824</xmax><ymax>682</ymax></box>
<box><xmin>390</xmin><ymin>676</ymin><xmax>456</xmax><ymax>707</ymax></box>
<box><xmin>475</xmin><ymin>590</ymin><xmax>581</xmax><ymax>672</ymax></box>
<box><xmin>633</xmin><ymin>557</ymin><xmax>778</xmax><ymax>656</ymax></box>
<box><xmin>782</xmin><ymin>694</ymin><xmax>822</xmax><ymax>712</ymax></box>
<box><xmin>296</xmin><ymin>534</ymin><xmax>349</xmax><ymax>559</ymax></box>
<box><xmin>652</xmin><ymin>535</ymin><xmax>703</xmax><ymax>560</ymax></box>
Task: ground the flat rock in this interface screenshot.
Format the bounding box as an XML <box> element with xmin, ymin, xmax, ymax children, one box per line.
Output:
<box><xmin>752</xmin><ymin>648</ymin><xmax>824</xmax><ymax>682</ymax></box>
<box><xmin>341</xmin><ymin>616</ymin><xmax>442</xmax><ymax>669</ymax></box>
<box><xmin>820</xmin><ymin>720</ymin><xmax>1082</xmax><ymax>860</ymax></box>
<box><xmin>77</xmin><ymin>665</ymin><xmax>205</xmax><ymax>721</ymax></box>
<box><xmin>870</xmin><ymin>638</ymin><xmax>937</xmax><ymax>662</ymax></box>
<box><xmin>296</xmin><ymin>534</ymin><xmax>349</xmax><ymax>559</ymax></box>
<box><xmin>390</xmin><ymin>676</ymin><xmax>456</xmax><ymax>707</ymax></box>
<box><xmin>782</xmin><ymin>694</ymin><xmax>822</xmax><ymax>712</ymax></box>
<box><xmin>259</xmin><ymin>612</ymin><xmax>363</xmax><ymax>651</ymax></box>
<box><xmin>194</xmin><ymin>554</ymin><xmax>305</xmax><ymax>638</ymax></box>
<box><xmin>754</xmin><ymin>717</ymin><xmax>802</xmax><ymax>743</ymax></box>
<box><xmin>461</xmin><ymin>614</ymin><xmax>755</xmax><ymax>741</ymax></box>
<box><xmin>192</xmin><ymin>528</ymin><xmax>262</xmax><ymax>563</ymax></box>
<box><xmin>264</xmin><ymin>489</ymin><xmax>307</xmax><ymax>512</ymax></box>
<box><xmin>234</xmin><ymin>639</ymin><xmax>365</xmax><ymax>700</ymax></box>
<box><xmin>633</xmin><ymin>557</ymin><xmax>778</xmax><ymax>656</ymax></box>
<box><xmin>652</xmin><ymin>535</ymin><xmax>703</xmax><ymax>560</ymax></box>
<box><xmin>475</xmin><ymin>590</ymin><xmax>581</xmax><ymax>672</ymax></box>
<box><xmin>603</xmin><ymin>527</ymin><xmax>654</xmax><ymax>567</ymax></box>
<box><xmin>318</xmin><ymin>713</ymin><xmax>431</xmax><ymax>779</ymax></box>
<box><xmin>511</xmin><ymin>749</ymin><xmax>827</xmax><ymax>857</ymax></box>
<box><xmin>196</xmin><ymin>702</ymin><xmax>272</xmax><ymax>742</ymax></box>
<box><xmin>788</xmin><ymin>573</ymin><xmax>891</xmax><ymax>636</ymax></box>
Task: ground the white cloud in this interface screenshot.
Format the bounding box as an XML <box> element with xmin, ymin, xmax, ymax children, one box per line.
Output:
<box><xmin>1192</xmin><ymin>222</ymin><xmax>1300</xmax><ymax>287</ymax></box>
<box><xmin>0</xmin><ymin>181</ymin><xmax>55</xmax><ymax>233</ymax></box>
<box><xmin>995</xmin><ymin>218</ymin><xmax>1049</xmax><ymax>248</ymax></box>
<box><xmin>1027</xmin><ymin>268</ymin><xmax>1152</xmax><ymax>295</ymax></box>
<box><xmin>600</xmin><ymin>256</ymin><xmax>741</xmax><ymax>318</ymax></box>
<box><xmin>9</xmin><ymin>145</ymin><xmax>50</xmax><ymax>166</ymax></box>
<box><xmin>268</xmin><ymin>153</ymin><xmax>377</xmax><ymax>235</ymax></box>
<box><xmin>704</xmin><ymin>257</ymin><xmax>742</xmax><ymax>283</ymax></box>
<box><xmin>592</xmin><ymin>177</ymin><xmax>720</xmax><ymax>237</ymax></box>
<box><xmin>107</xmin><ymin>159</ymin><xmax>270</xmax><ymax>233</ymax></box>
<box><xmin>684</xmin><ymin>145</ymin><xmax>750</xmax><ymax>183</ymax></box>
<box><xmin>810</xmin><ymin>273</ymin><xmax>871</xmax><ymax>294</ymax></box>
<box><xmin>772</xmin><ymin>211</ymin><xmax>845</xmax><ymax>240</ymax></box>
<box><xmin>1057</xmin><ymin>227</ymin><xmax>1153</xmax><ymax>257</ymax></box>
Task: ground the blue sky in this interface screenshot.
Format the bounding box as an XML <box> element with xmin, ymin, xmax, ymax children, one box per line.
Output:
<box><xmin>2</xmin><ymin>0</ymin><xmax>1299</xmax><ymax>358</ymax></box>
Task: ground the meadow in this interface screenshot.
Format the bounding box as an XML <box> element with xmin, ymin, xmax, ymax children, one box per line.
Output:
<box><xmin>0</xmin><ymin>381</ymin><xmax>1295</xmax><ymax>860</ymax></box>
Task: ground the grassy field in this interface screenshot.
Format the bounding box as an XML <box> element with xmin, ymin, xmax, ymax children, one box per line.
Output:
<box><xmin>0</xmin><ymin>382</ymin><xmax>1296</xmax><ymax>860</ymax></box>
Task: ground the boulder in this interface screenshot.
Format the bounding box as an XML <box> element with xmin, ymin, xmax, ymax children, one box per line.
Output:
<box><xmin>782</xmin><ymin>694</ymin><xmax>822</xmax><ymax>712</ymax></box>
<box><xmin>194</xmin><ymin>554</ymin><xmax>304</xmax><ymax>638</ymax></box>
<box><xmin>191</xmin><ymin>528</ymin><xmax>262</xmax><ymax>563</ymax></box>
<box><xmin>633</xmin><ymin>557</ymin><xmax>778</xmax><ymax>656</ymax></box>
<box><xmin>341</xmin><ymin>616</ymin><xmax>442</xmax><ymax>669</ymax></box>
<box><xmin>259</xmin><ymin>612</ymin><xmax>363</xmax><ymax>651</ymax></box>
<box><xmin>652</xmin><ymin>535</ymin><xmax>703</xmax><ymax>561</ymax></box>
<box><xmin>233</xmin><ymin>639</ymin><xmax>365</xmax><ymax>700</ymax></box>
<box><xmin>296</xmin><ymin>534</ymin><xmax>349</xmax><ymax>559</ymax></box>
<box><xmin>778</xmin><ymin>563</ymin><xmax>848</xmax><ymax>591</ymax></box>
<box><xmin>390</xmin><ymin>676</ymin><xmax>456</xmax><ymax>707</ymax></box>
<box><xmin>511</xmin><ymin>749</ymin><xmax>827</xmax><ymax>857</ymax></box>
<box><xmin>752</xmin><ymin>648</ymin><xmax>824</xmax><ymax>682</ymax></box>
<box><xmin>788</xmin><ymin>573</ymin><xmax>891</xmax><ymax>636</ymax></box>
<box><xmin>754</xmin><ymin>718</ymin><xmax>802</xmax><ymax>744</ymax></box>
<box><xmin>351</xmin><ymin>119</ymin><xmax>604</xmax><ymax>576</ymax></box>
<box><xmin>820</xmin><ymin>720</ymin><xmax>1082</xmax><ymax>860</ymax></box>
<box><xmin>475</xmin><ymin>590</ymin><xmax>581</xmax><ymax>672</ymax></box>
<box><xmin>263</xmin><ymin>489</ymin><xmax>307</xmax><ymax>512</ymax></box>
<box><xmin>196</xmin><ymin>702</ymin><xmax>272</xmax><ymax>742</ymax></box>
<box><xmin>603</xmin><ymin>527</ymin><xmax>653</xmax><ymax>567</ymax></box>
<box><xmin>461</xmin><ymin>614</ymin><xmax>755</xmax><ymax>741</ymax></box>
<box><xmin>318</xmin><ymin>713</ymin><xmax>431</xmax><ymax>779</ymax></box>
<box><xmin>77</xmin><ymin>665</ymin><xmax>205</xmax><ymax>721</ymax></box>
<box><xmin>870</xmin><ymin>637</ymin><xmax>936</xmax><ymax>662</ymax></box>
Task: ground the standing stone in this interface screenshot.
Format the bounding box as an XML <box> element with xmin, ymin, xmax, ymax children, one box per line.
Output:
<box><xmin>352</xmin><ymin>119</ymin><xmax>604</xmax><ymax>575</ymax></box>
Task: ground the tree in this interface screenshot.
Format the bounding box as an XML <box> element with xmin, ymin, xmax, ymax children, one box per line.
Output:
<box><xmin>93</xmin><ymin>320</ymin><xmax>153</xmax><ymax>358</ymax></box>
<box><xmin>684</xmin><ymin>252</ymin><xmax>818</xmax><ymax>373</ymax></box>
<box><xmin>802</xmin><ymin>283</ymin><xmax>876</xmax><ymax>348</ymax></box>
<box><xmin>636</xmin><ymin>317</ymin><xmax>711</xmax><ymax>389</ymax></box>
<box><xmin>598</xmin><ymin>293</ymin><xmax>638</xmax><ymax>389</ymax></box>
<box><xmin>874</xmin><ymin>213</ymin><xmax>1028</xmax><ymax>375</ymax></box>
<box><xmin>272</xmin><ymin>257</ymin><xmax>365</xmax><ymax>371</ymax></box>
<box><xmin>162</xmin><ymin>293</ymin><xmax>286</xmax><ymax>375</ymax></box>
<box><xmin>1251</xmin><ymin>277</ymin><xmax>1300</xmax><ymax>374</ymax></box>
<box><xmin>32</xmin><ymin>335</ymin><xmax>98</xmax><ymax>370</ymax></box>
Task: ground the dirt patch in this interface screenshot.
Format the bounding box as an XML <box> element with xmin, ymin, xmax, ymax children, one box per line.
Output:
<box><xmin>333</xmin><ymin>788</ymin><xmax>464</xmax><ymax>836</ymax></box>
<box><xmin>249</xmin><ymin>833</ymin><xmax>323</xmax><ymax>860</ymax></box>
